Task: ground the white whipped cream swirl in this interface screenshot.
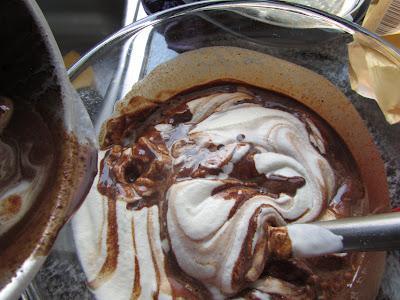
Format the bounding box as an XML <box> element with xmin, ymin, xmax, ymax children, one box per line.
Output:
<box><xmin>166</xmin><ymin>92</ymin><xmax>335</xmax><ymax>297</ymax></box>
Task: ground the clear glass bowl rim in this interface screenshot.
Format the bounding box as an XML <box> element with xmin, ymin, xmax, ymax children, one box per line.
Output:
<box><xmin>61</xmin><ymin>2</ymin><xmax>399</xmax><ymax>299</ymax></box>
<box><xmin>68</xmin><ymin>0</ymin><xmax>400</xmax><ymax>79</ymax></box>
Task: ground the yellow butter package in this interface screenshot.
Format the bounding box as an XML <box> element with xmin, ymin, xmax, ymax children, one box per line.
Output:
<box><xmin>348</xmin><ymin>0</ymin><xmax>400</xmax><ymax>124</ymax></box>
<box><xmin>363</xmin><ymin>0</ymin><xmax>400</xmax><ymax>37</ymax></box>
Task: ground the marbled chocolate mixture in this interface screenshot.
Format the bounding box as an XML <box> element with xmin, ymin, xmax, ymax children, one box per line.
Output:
<box><xmin>78</xmin><ymin>83</ymin><xmax>366</xmax><ymax>299</ymax></box>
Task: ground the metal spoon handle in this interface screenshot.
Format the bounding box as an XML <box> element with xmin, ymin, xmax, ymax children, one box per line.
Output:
<box><xmin>314</xmin><ymin>212</ymin><xmax>400</xmax><ymax>252</ymax></box>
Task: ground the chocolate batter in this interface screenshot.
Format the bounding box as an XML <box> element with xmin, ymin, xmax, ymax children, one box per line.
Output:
<box><xmin>94</xmin><ymin>83</ymin><xmax>366</xmax><ymax>299</ymax></box>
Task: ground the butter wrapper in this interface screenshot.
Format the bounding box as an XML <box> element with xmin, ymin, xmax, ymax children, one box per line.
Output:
<box><xmin>363</xmin><ymin>0</ymin><xmax>400</xmax><ymax>36</ymax></box>
<box><xmin>348</xmin><ymin>34</ymin><xmax>400</xmax><ymax>124</ymax></box>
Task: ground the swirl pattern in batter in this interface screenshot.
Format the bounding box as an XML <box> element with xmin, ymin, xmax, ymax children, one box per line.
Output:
<box><xmin>73</xmin><ymin>83</ymin><xmax>366</xmax><ymax>300</ymax></box>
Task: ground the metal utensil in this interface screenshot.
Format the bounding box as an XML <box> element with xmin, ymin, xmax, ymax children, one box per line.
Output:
<box><xmin>314</xmin><ymin>212</ymin><xmax>400</xmax><ymax>252</ymax></box>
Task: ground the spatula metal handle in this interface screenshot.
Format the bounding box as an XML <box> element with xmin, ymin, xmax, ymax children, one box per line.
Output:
<box><xmin>314</xmin><ymin>212</ymin><xmax>400</xmax><ymax>252</ymax></box>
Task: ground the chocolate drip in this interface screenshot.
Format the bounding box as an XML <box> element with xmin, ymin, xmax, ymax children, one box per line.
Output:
<box><xmin>264</xmin><ymin>174</ymin><xmax>306</xmax><ymax>197</ymax></box>
<box><xmin>88</xmin><ymin>197</ymin><xmax>119</xmax><ymax>289</ymax></box>
<box><xmin>229</xmin><ymin>149</ymin><xmax>305</xmax><ymax>197</ymax></box>
<box><xmin>163</xmin><ymin>103</ymin><xmax>193</xmax><ymax>125</ymax></box>
<box><xmin>132</xmin><ymin>257</ymin><xmax>141</xmax><ymax>299</ymax></box>
<box><xmin>230</xmin><ymin>148</ymin><xmax>261</xmax><ymax>180</ymax></box>
<box><xmin>131</xmin><ymin>218</ymin><xmax>141</xmax><ymax>299</ymax></box>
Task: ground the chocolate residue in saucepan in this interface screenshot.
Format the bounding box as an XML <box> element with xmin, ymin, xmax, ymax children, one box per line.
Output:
<box><xmin>0</xmin><ymin>98</ymin><xmax>55</xmax><ymax>237</ymax></box>
<box><xmin>0</xmin><ymin>96</ymin><xmax>97</xmax><ymax>291</ymax></box>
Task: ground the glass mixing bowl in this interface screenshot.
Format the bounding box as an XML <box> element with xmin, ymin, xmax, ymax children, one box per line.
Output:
<box><xmin>27</xmin><ymin>1</ymin><xmax>400</xmax><ymax>299</ymax></box>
